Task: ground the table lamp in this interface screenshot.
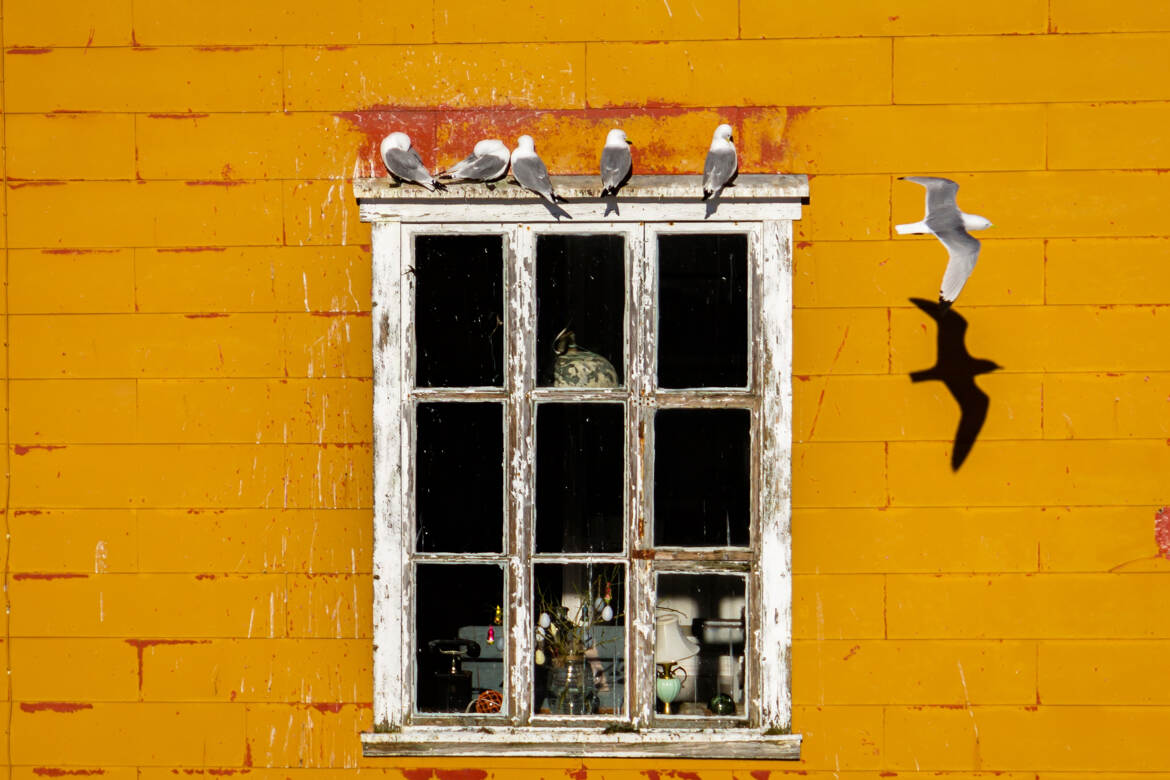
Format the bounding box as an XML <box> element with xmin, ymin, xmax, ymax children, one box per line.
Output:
<box><xmin>654</xmin><ymin>614</ymin><xmax>699</xmax><ymax>714</ymax></box>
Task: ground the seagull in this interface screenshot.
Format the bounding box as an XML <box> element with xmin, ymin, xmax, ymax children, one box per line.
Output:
<box><xmin>380</xmin><ymin>132</ymin><xmax>444</xmax><ymax>191</ymax></box>
<box><xmin>437</xmin><ymin>139</ymin><xmax>510</xmax><ymax>184</ymax></box>
<box><xmin>511</xmin><ymin>135</ymin><xmax>566</xmax><ymax>203</ymax></box>
<box><xmin>599</xmin><ymin>129</ymin><xmax>633</xmax><ymax>197</ymax></box>
<box><xmin>702</xmin><ymin>124</ymin><xmax>737</xmax><ymax>200</ymax></box>
<box><xmin>895</xmin><ymin>176</ymin><xmax>992</xmax><ymax>307</ymax></box>
<box><xmin>909</xmin><ymin>297</ymin><xmax>1001</xmax><ymax>471</ymax></box>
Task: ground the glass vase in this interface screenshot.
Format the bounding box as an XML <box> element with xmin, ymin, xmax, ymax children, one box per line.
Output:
<box><xmin>548</xmin><ymin>654</ymin><xmax>599</xmax><ymax>715</ymax></box>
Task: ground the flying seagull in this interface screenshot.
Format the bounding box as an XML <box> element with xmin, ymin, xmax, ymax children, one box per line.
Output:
<box><xmin>437</xmin><ymin>139</ymin><xmax>510</xmax><ymax>185</ymax></box>
<box><xmin>599</xmin><ymin>129</ymin><xmax>633</xmax><ymax>197</ymax></box>
<box><xmin>909</xmin><ymin>297</ymin><xmax>1001</xmax><ymax>470</ymax></box>
<box><xmin>380</xmin><ymin>132</ymin><xmax>444</xmax><ymax>191</ymax></box>
<box><xmin>511</xmin><ymin>135</ymin><xmax>566</xmax><ymax>203</ymax></box>
<box><xmin>895</xmin><ymin>176</ymin><xmax>992</xmax><ymax>307</ymax></box>
<box><xmin>702</xmin><ymin>123</ymin><xmax>737</xmax><ymax>200</ymax></box>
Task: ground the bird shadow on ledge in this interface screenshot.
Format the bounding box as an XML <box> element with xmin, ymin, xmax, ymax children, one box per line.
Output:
<box><xmin>908</xmin><ymin>298</ymin><xmax>1002</xmax><ymax>471</ymax></box>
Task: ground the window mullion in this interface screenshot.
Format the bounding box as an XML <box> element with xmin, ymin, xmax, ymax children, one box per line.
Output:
<box><xmin>507</xmin><ymin>225</ymin><xmax>537</xmax><ymax>725</ymax></box>
<box><xmin>627</xmin><ymin>223</ymin><xmax>655</xmax><ymax>728</ymax></box>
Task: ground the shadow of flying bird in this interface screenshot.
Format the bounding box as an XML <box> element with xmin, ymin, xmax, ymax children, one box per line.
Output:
<box><xmin>908</xmin><ymin>298</ymin><xmax>1002</xmax><ymax>471</ymax></box>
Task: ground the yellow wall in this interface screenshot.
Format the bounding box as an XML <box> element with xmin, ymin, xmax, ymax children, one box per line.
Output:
<box><xmin>3</xmin><ymin>0</ymin><xmax>1170</xmax><ymax>777</ymax></box>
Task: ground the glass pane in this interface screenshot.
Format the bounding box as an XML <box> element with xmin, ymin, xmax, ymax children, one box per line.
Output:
<box><xmin>533</xmin><ymin>563</ymin><xmax>626</xmax><ymax>716</ymax></box>
<box><xmin>655</xmin><ymin>573</ymin><xmax>746</xmax><ymax>718</ymax></box>
<box><xmin>536</xmin><ymin>403</ymin><xmax>624</xmax><ymax>554</ymax></box>
<box><xmin>657</xmin><ymin>234</ymin><xmax>748</xmax><ymax>388</ymax></box>
<box><xmin>415</xmin><ymin>563</ymin><xmax>506</xmax><ymax>714</ymax></box>
<box><xmin>536</xmin><ymin>235</ymin><xmax>625</xmax><ymax>387</ymax></box>
<box><xmin>415</xmin><ymin>235</ymin><xmax>504</xmax><ymax>387</ymax></box>
<box><xmin>416</xmin><ymin>402</ymin><xmax>503</xmax><ymax>553</ymax></box>
<box><xmin>654</xmin><ymin>408</ymin><xmax>750</xmax><ymax>547</ymax></box>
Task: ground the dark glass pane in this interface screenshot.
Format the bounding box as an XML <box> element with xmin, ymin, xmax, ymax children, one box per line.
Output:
<box><xmin>533</xmin><ymin>563</ymin><xmax>626</xmax><ymax>716</ymax></box>
<box><xmin>416</xmin><ymin>402</ymin><xmax>502</xmax><ymax>553</ymax></box>
<box><xmin>415</xmin><ymin>563</ymin><xmax>505</xmax><ymax>714</ymax></box>
<box><xmin>654</xmin><ymin>408</ymin><xmax>750</xmax><ymax>547</ymax></box>
<box><xmin>655</xmin><ymin>573</ymin><xmax>746</xmax><ymax>717</ymax></box>
<box><xmin>536</xmin><ymin>403</ymin><xmax>624</xmax><ymax>554</ymax></box>
<box><xmin>415</xmin><ymin>235</ymin><xmax>504</xmax><ymax>387</ymax></box>
<box><xmin>657</xmin><ymin>234</ymin><xmax>748</xmax><ymax>388</ymax></box>
<box><xmin>536</xmin><ymin>235</ymin><xmax>625</xmax><ymax>387</ymax></box>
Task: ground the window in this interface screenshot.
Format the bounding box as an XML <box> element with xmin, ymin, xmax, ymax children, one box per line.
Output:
<box><xmin>357</xmin><ymin>174</ymin><xmax>807</xmax><ymax>759</ymax></box>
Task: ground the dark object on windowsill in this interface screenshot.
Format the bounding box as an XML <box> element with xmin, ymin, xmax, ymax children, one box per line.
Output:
<box><xmin>708</xmin><ymin>693</ymin><xmax>736</xmax><ymax>716</ymax></box>
<box><xmin>553</xmin><ymin>328</ymin><xmax>619</xmax><ymax>388</ymax></box>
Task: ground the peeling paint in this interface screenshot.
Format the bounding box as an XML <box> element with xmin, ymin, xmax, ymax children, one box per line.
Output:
<box><xmin>1156</xmin><ymin>506</ymin><xmax>1170</xmax><ymax>559</ymax></box>
<box><xmin>13</xmin><ymin>444</ymin><xmax>67</xmax><ymax>454</ymax></box>
<box><xmin>20</xmin><ymin>702</ymin><xmax>94</xmax><ymax>713</ymax></box>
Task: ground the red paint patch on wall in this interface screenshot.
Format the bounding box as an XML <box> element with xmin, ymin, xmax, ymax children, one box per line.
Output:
<box><xmin>308</xmin><ymin>702</ymin><xmax>344</xmax><ymax>714</ymax></box>
<box><xmin>7</xmin><ymin>180</ymin><xmax>66</xmax><ymax>189</ymax></box>
<box><xmin>8</xmin><ymin>47</ymin><xmax>51</xmax><ymax>55</ymax></box>
<box><xmin>194</xmin><ymin>45</ymin><xmax>254</xmax><ymax>52</ymax></box>
<box><xmin>185</xmin><ymin>180</ymin><xmax>248</xmax><ymax>187</ymax></box>
<box><xmin>435</xmin><ymin>772</ymin><xmax>487</xmax><ymax>780</ymax></box>
<box><xmin>34</xmin><ymin>769</ymin><xmax>106</xmax><ymax>776</ymax></box>
<box><xmin>1156</xmin><ymin>507</ymin><xmax>1170</xmax><ymax>559</ymax></box>
<box><xmin>14</xmin><ymin>444</ymin><xmax>67</xmax><ymax>455</ymax></box>
<box><xmin>13</xmin><ymin>573</ymin><xmax>87</xmax><ymax>581</ymax></box>
<box><xmin>331</xmin><ymin>107</ymin><xmax>437</xmax><ymax>171</ymax></box>
<box><xmin>20</xmin><ymin>702</ymin><xmax>94</xmax><ymax>713</ymax></box>
<box><xmin>42</xmin><ymin>249</ymin><xmax>119</xmax><ymax>255</ymax></box>
<box><xmin>184</xmin><ymin>313</ymin><xmax>229</xmax><ymax>319</ymax></box>
<box><xmin>157</xmin><ymin>247</ymin><xmax>226</xmax><ymax>253</ymax></box>
<box><xmin>565</xmin><ymin>765</ymin><xmax>589</xmax><ymax>780</ymax></box>
<box><xmin>400</xmin><ymin>770</ymin><xmax>434</xmax><ymax>780</ymax></box>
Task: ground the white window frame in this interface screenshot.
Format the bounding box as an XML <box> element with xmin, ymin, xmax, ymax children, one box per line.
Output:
<box><xmin>356</xmin><ymin>175</ymin><xmax>807</xmax><ymax>759</ymax></box>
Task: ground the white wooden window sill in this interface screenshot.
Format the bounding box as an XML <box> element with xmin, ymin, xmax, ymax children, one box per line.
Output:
<box><xmin>361</xmin><ymin>726</ymin><xmax>801</xmax><ymax>759</ymax></box>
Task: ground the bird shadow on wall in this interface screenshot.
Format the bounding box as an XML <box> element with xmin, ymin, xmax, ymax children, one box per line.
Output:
<box><xmin>908</xmin><ymin>298</ymin><xmax>1002</xmax><ymax>471</ymax></box>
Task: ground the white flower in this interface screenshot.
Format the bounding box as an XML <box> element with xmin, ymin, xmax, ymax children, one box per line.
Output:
<box><xmin>601</xmin><ymin>605</ymin><xmax>614</xmax><ymax>622</ymax></box>
<box><xmin>539</xmin><ymin>612</ymin><xmax>551</xmax><ymax>628</ymax></box>
<box><xmin>534</xmin><ymin>648</ymin><xmax>546</xmax><ymax>665</ymax></box>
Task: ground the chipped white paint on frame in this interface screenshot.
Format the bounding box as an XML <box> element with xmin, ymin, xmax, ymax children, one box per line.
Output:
<box><xmin>361</xmin><ymin>175</ymin><xmax>806</xmax><ymax>756</ymax></box>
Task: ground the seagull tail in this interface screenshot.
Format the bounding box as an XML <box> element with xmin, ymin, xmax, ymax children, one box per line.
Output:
<box><xmin>600</xmin><ymin>186</ymin><xmax>615</xmax><ymax>198</ymax></box>
<box><xmin>702</xmin><ymin>189</ymin><xmax>713</xmax><ymax>201</ymax></box>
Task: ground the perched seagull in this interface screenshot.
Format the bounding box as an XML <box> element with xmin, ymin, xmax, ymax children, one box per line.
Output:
<box><xmin>599</xmin><ymin>129</ymin><xmax>633</xmax><ymax>197</ymax></box>
<box><xmin>702</xmin><ymin>124</ymin><xmax>737</xmax><ymax>200</ymax></box>
<box><xmin>895</xmin><ymin>176</ymin><xmax>993</xmax><ymax>307</ymax></box>
<box><xmin>511</xmin><ymin>135</ymin><xmax>566</xmax><ymax>203</ymax></box>
<box><xmin>437</xmin><ymin>139</ymin><xmax>510</xmax><ymax>184</ymax></box>
<box><xmin>380</xmin><ymin>132</ymin><xmax>444</xmax><ymax>191</ymax></box>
